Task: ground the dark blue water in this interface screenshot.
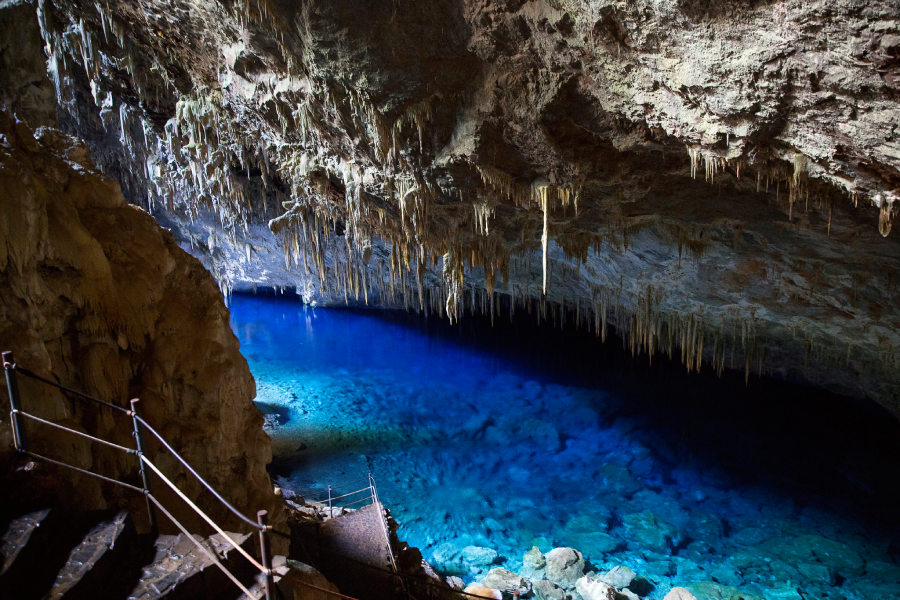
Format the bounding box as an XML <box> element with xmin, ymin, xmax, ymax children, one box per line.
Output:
<box><xmin>230</xmin><ymin>293</ymin><xmax>900</xmax><ymax>600</ymax></box>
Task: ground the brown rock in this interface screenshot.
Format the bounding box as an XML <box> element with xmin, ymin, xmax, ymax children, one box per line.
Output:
<box><xmin>0</xmin><ymin>114</ymin><xmax>282</xmax><ymax>540</ymax></box>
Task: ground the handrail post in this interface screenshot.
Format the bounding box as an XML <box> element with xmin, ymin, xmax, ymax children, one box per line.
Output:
<box><xmin>2</xmin><ymin>351</ymin><xmax>26</xmax><ymax>452</ymax></box>
<box><xmin>258</xmin><ymin>510</ymin><xmax>274</xmax><ymax>600</ymax></box>
<box><xmin>130</xmin><ymin>399</ymin><xmax>158</xmax><ymax>535</ymax></box>
<box><xmin>327</xmin><ymin>485</ymin><xmax>333</xmax><ymax>519</ymax></box>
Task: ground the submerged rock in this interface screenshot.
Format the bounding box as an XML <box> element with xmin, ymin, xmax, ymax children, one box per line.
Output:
<box><xmin>796</xmin><ymin>562</ymin><xmax>832</xmax><ymax>585</ymax></box>
<box><xmin>597</xmin><ymin>566</ymin><xmax>636</xmax><ymax>589</ymax></box>
<box><xmin>521</xmin><ymin>546</ymin><xmax>547</xmax><ymax>579</ymax></box>
<box><xmin>564</xmin><ymin>532</ymin><xmax>619</xmax><ymax>561</ymax></box>
<box><xmin>598</xmin><ymin>464</ymin><xmax>643</xmax><ymax>497</ymax></box>
<box><xmin>756</xmin><ymin>534</ymin><xmax>865</xmax><ymax>576</ymax></box>
<box><xmin>663</xmin><ymin>588</ymin><xmax>698</xmax><ymax>600</ymax></box>
<box><xmin>682</xmin><ymin>581</ymin><xmax>764</xmax><ymax>600</ymax></box>
<box><xmin>544</xmin><ymin>547</ymin><xmax>585</xmax><ymax>589</ymax></box>
<box><xmin>532</xmin><ymin>580</ymin><xmax>566</xmax><ymax>600</ymax></box>
<box><xmin>759</xmin><ymin>587</ymin><xmax>803</xmax><ymax>600</ymax></box>
<box><xmin>622</xmin><ymin>512</ymin><xmax>679</xmax><ymax>552</ymax></box>
<box><xmin>575</xmin><ymin>576</ymin><xmax>617</xmax><ymax>600</ymax></box>
<box><xmin>479</xmin><ymin>568</ymin><xmax>530</xmax><ymax>596</ymax></box>
<box><xmin>446</xmin><ymin>576</ymin><xmax>466</xmax><ymax>591</ymax></box>
<box><xmin>463</xmin><ymin>584</ymin><xmax>502</xmax><ymax>600</ymax></box>
<box><xmin>461</xmin><ymin>546</ymin><xmax>500</xmax><ymax>568</ymax></box>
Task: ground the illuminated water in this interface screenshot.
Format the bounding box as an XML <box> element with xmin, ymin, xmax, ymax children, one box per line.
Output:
<box><xmin>230</xmin><ymin>293</ymin><xmax>900</xmax><ymax>599</ymax></box>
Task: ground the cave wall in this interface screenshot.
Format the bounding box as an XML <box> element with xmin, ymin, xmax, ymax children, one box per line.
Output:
<box><xmin>0</xmin><ymin>0</ymin><xmax>56</xmax><ymax>128</ymax></box>
<box><xmin>0</xmin><ymin>111</ymin><xmax>282</xmax><ymax>535</ymax></box>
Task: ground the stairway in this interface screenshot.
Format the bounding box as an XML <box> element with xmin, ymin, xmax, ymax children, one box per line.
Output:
<box><xmin>0</xmin><ymin>504</ymin><xmax>273</xmax><ymax>600</ymax></box>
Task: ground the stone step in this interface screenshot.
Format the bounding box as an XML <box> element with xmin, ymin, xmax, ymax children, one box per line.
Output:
<box><xmin>0</xmin><ymin>508</ymin><xmax>114</xmax><ymax>600</ymax></box>
<box><xmin>42</xmin><ymin>511</ymin><xmax>135</xmax><ymax>600</ymax></box>
<box><xmin>128</xmin><ymin>530</ymin><xmax>258</xmax><ymax>600</ymax></box>
<box><xmin>0</xmin><ymin>507</ymin><xmax>53</xmax><ymax>578</ymax></box>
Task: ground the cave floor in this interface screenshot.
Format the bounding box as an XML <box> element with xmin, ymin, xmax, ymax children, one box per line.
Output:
<box><xmin>230</xmin><ymin>293</ymin><xmax>900</xmax><ymax>600</ymax></box>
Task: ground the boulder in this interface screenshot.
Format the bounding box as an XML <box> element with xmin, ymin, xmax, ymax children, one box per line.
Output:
<box><xmin>521</xmin><ymin>418</ymin><xmax>562</xmax><ymax>452</ymax></box>
<box><xmin>566</xmin><ymin>514</ymin><xmax>611</xmax><ymax>534</ymax></box>
<box><xmin>756</xmin><ymin>535</ymin><xmax>864</xmax><ymax>576</ymax></box>
<box><xmin>597</xmin><ymin>566</ymin><xmax>635</xmax><ymax>589</ymax></box>
<box><xmin>682</xmin><ymin>581</ymin><xmax>764</xmax><ymax>600</ymax></box>
<box><xmin>663</xmin><ymin>589</ymin><xmax>698</xmax><ymax>600</ymax></box>
<box><xmin>687</xmin><ymin>513</ymin><xmax>724</xmax><ymax>544</ymax></box>
<box><xmin>622</xmin><ymin>512</ymin><xmax>678</xmax><ymax>552</ymax></box>
<box><xmin>575</xmin><ymin>576</ymin><xmax>616</xmax><ymax>600</ymax></box>
<box><xmin>533</xmin><ymin>580</ymin><xmax>566</xmax><ymax>600</ymax></box>
<box><xmin>598</xmin><ymin>464</ymin><xmax>643</xmax><ymax>496</ymax></box>
<box><xmin>461</xmin><ymin>546</ymin><xmax>499</xmax><ymax>567</ymax></box>
<box><xmin>463</xmin><ymin>584</ymin><xmax>503</xmax><ymax>600</ymax></box>
<box><xmin>544</xmin><ymin>548</ymin><xmax>586</xmax><ymax>589</ymax></box>
<box><xmin>616</xmin><ymin>590</ymin><xmax>641</xmax><ymax>600</ymax></box>
<box><xmin>565</xmin><ymin>531</ymin><xmax>619</xmax><ymax>560</ymax></box>
<box><xmin>446</xmin><ymin>576</ymin><xmax>466</xmax><ymax>591</ymax></box>
<box><xmin>865</xmin><ymin>560</ymin><xmax>900</xmax><ymax>583</ymax></box>
<box><xmin>673</xmin><ymin>557</ymin><xmax>705</xmax><ymax>582</ymax></box>
<box><xmin>759</xmin><ymin>587</ymin><xmax>803</xmax><ymax>600</ymax></box>
<box><xmin>801</xmin><ymin>535</ymin><xmax>865</xmax><ymax>576</ymax></box>
<box><xmin>521</xmin><ymin>546</ymin><xmax>547</xmax><ymax>579</ymax></box>
<box><xmin>479</xmin><ymin>568</ymin><xmax>530</xmax><ymax>596</ymax></box>
<box><xmin>431</xmin><ymin>542</ymin><xmax>462</xmax><ymax>573</ymax></box>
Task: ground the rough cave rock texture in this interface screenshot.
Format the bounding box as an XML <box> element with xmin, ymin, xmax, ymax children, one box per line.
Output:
<box><xmin>0</xmin><ymin>112</ymin><xmax>282</xmax><ymax>536</ymax></box>
<box><xmin>11</xmin><ymin>0</ymin><xmax>900</xmax><ymax>412</ymax></box>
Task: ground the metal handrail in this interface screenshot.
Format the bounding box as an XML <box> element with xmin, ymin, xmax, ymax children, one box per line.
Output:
<box><xmin>18</xmin><ymin>449</ymin><xmax>146</xmax><ymax>493</ymax></box>
<box><xmin>146</xmin><ymin>493</ymin><xmax>255</xmax><ymax>598</ymax></box>
<box><xmin>328</xmin><ymin>487</ymin><xmax>373</xmax><ymax>503</ymax></box>
<box><xmin>13</xmin><ymin>410</ymin><xmax>138</xmax><ymax>455</ymax></box>
<box><xmin>369</xmin><ymin>474</ymin><xmax>399</xmax><ymax>574</ymax></box>
<box><xmin>141</xmin><ymin>455</ymin><xmax>267</xmax><ymax>573</ymax></box>
<box><xmin>133</xmin><ymin>412</ymin><xmax>263</xmax><ymax>531</ymax></box>
<box><xmin>2</xmin><ymin>351</ymin><xmax>275</xmax><ymax>600</ymax></box>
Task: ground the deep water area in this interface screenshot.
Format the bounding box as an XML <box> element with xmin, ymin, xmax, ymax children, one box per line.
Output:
<box><xmin>230</xmin><ymin>292</ymin><xmax>900</xmax><ymax>600</ymax></box>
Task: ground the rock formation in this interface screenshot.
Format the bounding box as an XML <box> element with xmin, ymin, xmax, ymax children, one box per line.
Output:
<box><xmin>0</xmin><ymin>111</ymin><xmax>281</xmax><ymax>535</ymax></box>
<box><xmin>3</xmin><ymin>0</ymin><xmax>900</xmax><ymax>412</ymax></box>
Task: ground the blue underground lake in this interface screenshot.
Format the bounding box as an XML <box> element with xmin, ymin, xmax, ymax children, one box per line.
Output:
<box><xmin>229</xmin><ymin>292</ymin><xmax>900</xmax><ymax>600</ymax></box>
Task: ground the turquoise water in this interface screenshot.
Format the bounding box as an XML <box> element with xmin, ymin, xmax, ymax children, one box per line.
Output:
<box><xmin>230</xmin><ymin>293</ymin><xmax>900</xmax><ymax>599</ymax></box>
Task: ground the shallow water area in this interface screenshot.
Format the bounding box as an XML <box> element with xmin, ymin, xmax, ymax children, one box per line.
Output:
<box><xmin>230</xmin><ymin>293</ymin><xmax>900</xmax><ymax>600</ymax></box>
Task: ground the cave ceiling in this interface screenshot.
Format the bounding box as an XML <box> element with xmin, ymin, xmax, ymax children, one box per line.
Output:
<box><xmin>11</xmin><ymin>0</ymin><xmax>900</xmax><ymax>413</ymax></box>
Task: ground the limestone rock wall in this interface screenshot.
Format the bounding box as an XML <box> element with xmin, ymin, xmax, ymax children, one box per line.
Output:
<box><xmin>0</xmin><ymin>0</ymin><xmax>56</xmax><ymax>128</ymax></box>
<box><xmin>0</xmin><ymin>112</ymin><xmax>282</xmax><ymax>536</ymax></box>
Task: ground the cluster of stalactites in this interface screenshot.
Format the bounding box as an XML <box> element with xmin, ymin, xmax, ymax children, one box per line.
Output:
<box><xmin>686</xmin><ymin>145</ymin><xmax>895</xmax><ymax>237</ymax></box>
<box><xmin>476</xmin><ymin>165</ymin><xmax>581</xmax><ymax>295</ymax></box>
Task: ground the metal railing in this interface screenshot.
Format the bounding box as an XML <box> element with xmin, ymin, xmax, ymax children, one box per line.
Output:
<box><xmin>2</xmin><ymin>352</ymin><xmax>505</xmax><ymax>600</ymax></box>
<box><xmin>1</xmin><ymin>351</ymin><xmax>275</xmax><ymax>600</ymax></box>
